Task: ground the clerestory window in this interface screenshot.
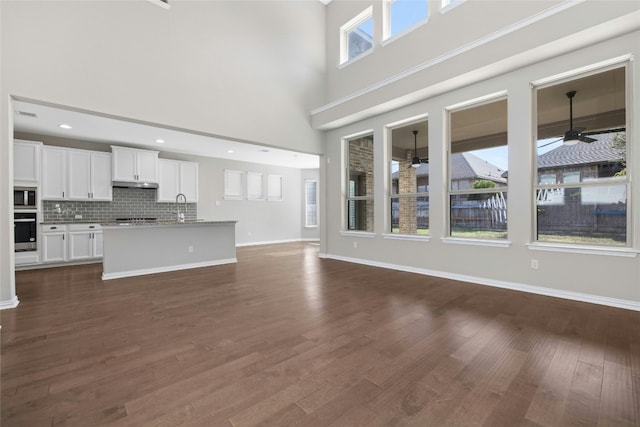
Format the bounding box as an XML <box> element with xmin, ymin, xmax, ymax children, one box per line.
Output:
<box><xmin>340</xmin><ymin>7</ymin><xmax>374</xmax><ymax>65</ymax></box>
<box><xmin>383</xmin><ymin>0</ymin><xmax>428</xmax><ymax>41</ymax></box>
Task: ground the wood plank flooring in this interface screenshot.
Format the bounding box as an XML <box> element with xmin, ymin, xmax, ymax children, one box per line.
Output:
<box><xmin>1</xmin><ymin>242</ymin><xmax>639</xmax><ymax>426</ymax></box>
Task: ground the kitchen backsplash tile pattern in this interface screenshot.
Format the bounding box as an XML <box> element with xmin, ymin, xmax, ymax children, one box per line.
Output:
<box><xmin>42</xmin><ymin>187</ymin><xmax>197</xmax><ymax>222</ymax></box>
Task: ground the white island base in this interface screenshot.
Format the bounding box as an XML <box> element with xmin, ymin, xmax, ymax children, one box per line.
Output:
<box><xmin>101</xmin><ymin>221</ymin><xmax>237</xmax><ymax>280</ymax></box>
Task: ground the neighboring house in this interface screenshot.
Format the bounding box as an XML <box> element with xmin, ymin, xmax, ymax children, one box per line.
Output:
<box><xmin>537</xmin><ymin>131</ymin><xmax>625</xmax><ymax>184</ymax></box>
<box><xmin>392</xmin><ymin>152</ymin><xmax>507</xmax><ymax>193</ymax></box>
<box><xmin>391</xmin><ymin>153</ymin><xmax>507</xmax><ymax>231</ymax></box>
<box><xmin>536</xmin><ymin>132</ymin><xmax>626</xmax><ymax>240</ymax></box>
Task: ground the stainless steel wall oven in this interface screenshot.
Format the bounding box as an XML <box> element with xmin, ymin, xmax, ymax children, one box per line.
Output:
<box><xmin>14</xmin><ymin>212</ymin><xmax>37</xmax><ymax>252</ymax></box>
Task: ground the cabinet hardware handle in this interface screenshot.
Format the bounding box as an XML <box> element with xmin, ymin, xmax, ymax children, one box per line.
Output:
<box><xmin>89</xmin><ymin>226</ymin><xmax>95</xmax><ymax>229</ymax></box>
<box><xmin>51</xmin><ymin>227</ymin><xmax>57</xmax><ymax>230</ymax></box>
<box><xmin>62</xmin><ymin>191</ymin><xmax>65</xmax><ymax>197</ymax></box>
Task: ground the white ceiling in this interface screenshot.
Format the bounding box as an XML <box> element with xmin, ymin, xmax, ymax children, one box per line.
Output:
<box><xmin>12</xmin><ymin>100</ymin><xmax>320</xmax><ymax>169</ymax></box>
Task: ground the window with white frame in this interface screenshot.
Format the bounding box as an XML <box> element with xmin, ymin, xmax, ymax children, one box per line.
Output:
<box><xmin>383</xmin><ymin>0</ymin><xmax>428</xmax><ymax>40</ymax></box>
<box><xmin>346</xmin><ymin>134</ymin><xmax>374</xmax><ymax>232</ymax></box>
<box><xmin>267</xmin><ymin>174</ymin><xmax>283</xmax><ymax>201</ymax></box>
<box><xmin>224</xmin><ymin>169</ymin><xmax>243</xmax><ymax>200</ymax></box>
<box><xmin>441</xmin><ymin>0</ymin><xmax>464</xmax><ymax>12</ymax></box>
<box><xmin>247</xmin><ymin>172</ymin><xmax>263</xmax><ymax>200</ymax></box>
<box><xmin>305</xmin><ymin>180</ymin><xmax>318</xmax><ymax>227</ymax></box>
<box><xmin>340</xmin><ymin>7</ymin><xmax>373</xmax><ymax>65</ymax></box>
<box><xmin>448</xmin><ymin>96</ymin><xmax>508</xmax><ymax>240</ymax></box>
<box><xmin>389</xmin><ymin>119</ymin><xmax>429</xmax><ymax>235</ymax></box>
<box><xmin>534</xmin><ymin>65</ymin><xmax>628</xmax><ymax>247</ymax></box>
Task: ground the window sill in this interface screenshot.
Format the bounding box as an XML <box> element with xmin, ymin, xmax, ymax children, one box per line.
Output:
<box><xmin>440</xmin><ymin>0</ymin><xmax>466</xmax><ymax>15</ymax></box>
<box><xmin>338</xmin><ymin>48</ymin><xmax>374</xmax><ymax>70</ymax></box>
<box><xmin>381</xmin><ymin>18</ymin><xmax>429</xmax><ymax>47</ymax></box>
<box><xmin>442</xmin><ymin>237</ymin><xmax>511</xmax><ymax>248</ymax></box>
<box><xmin>527</xmin><ymin>243</ymin><xmax>639</xmax><ymax>258</ymax></box>
<box><xmin>382</xmin><ymin>233</ymin><xmax>430</xmax><ymax>242</ymax></box>
<box><xmin>340</xmin><ymin>230</ymin><xmax>376</xmax><ymax>238</ymax></box>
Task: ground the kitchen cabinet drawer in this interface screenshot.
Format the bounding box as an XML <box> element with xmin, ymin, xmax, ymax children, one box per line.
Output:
<box><xmin>42</xmin><ymin>224</ymin><xmax>66</xmax><ymax>232</ymax></box>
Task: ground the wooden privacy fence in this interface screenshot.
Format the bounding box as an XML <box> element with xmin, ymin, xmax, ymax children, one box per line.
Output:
<box><xmin>450</xmin><ymin>192</ymin><xmax>507</xmax><ymax>230</ymax></box>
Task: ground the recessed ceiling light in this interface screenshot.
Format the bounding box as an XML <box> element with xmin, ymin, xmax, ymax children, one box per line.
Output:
<box><xmin>59</xmin><ymin>123</ymin><xmax>72</xmax><ymax>129</ymax></box>
<box><xmin>227</xmin><ymin>150</ymin><xmax>234</xmax><ymax>154</ymax></box>
<box><xmin>155</xmin><ymin>139</ymin><xmax>165</xmax><ymax>144</ymax></box>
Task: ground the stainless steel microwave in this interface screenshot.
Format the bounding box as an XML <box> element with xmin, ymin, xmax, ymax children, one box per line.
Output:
<box><xmin>14</xmin><ymin>187</ymin><xmax>37</xmax><ymax>209</ymax></box>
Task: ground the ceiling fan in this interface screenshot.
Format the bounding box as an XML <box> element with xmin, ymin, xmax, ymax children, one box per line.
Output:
<box><xmin>563</xmin><ymin>90</ymin><xmax>596</xmax><ymax>145</ymax></box>
<box><xmin>410</xmin><ymin>130</ymin><xmax>428</xmax><ymax>168</ymax></box>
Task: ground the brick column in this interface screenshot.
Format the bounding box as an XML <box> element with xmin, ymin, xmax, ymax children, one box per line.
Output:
<box><xmin>398</xmin><ymin>150</ymin><xmax>417</xmax><ymax>234</ymax></box>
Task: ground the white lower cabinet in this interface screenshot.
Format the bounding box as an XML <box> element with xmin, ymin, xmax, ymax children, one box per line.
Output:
<box><xmin>42</xmin><ymin>224</ymin><xmax>103</xmax><ymax>263</ymax></box>
<box><xmin>41</xmin><ymin>224</ymin><xmax>67</xmax><ymax>263</ymax></box>
<box><xmin>68</xmin><ymin>224</ymin><xmax>103</xmax><ymax>260</ymax></box>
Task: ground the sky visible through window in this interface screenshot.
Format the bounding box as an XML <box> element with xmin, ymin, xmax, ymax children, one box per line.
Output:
<box><xmin>389</xmin><ymin>0</ymin><xmax>428</xmax><ymax>38</ymax></box>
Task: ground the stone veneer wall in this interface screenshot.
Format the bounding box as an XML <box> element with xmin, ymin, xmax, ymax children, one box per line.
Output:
<box><xmin>41</xmin><ymin>187</ymin><xmax>197</xmax><ymax>222</ymax></box>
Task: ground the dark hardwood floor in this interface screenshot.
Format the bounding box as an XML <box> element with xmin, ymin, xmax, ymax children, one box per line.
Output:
<box><xmin>2</xmin><ymin>242</ymin><xmax>639</xmax><ymax>426</ymax></box>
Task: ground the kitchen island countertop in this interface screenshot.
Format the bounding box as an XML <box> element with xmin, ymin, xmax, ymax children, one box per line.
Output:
<box><xmin>100</xmin><ymin>219</ymin><xmax>237</xmax><ymax>227</ymax></box>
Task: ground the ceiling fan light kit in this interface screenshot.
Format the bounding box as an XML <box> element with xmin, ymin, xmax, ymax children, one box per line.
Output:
<box><xmin>411</xmin><ymin>129</ymin><xmax>428</xmax><ymax>168</ymax></box>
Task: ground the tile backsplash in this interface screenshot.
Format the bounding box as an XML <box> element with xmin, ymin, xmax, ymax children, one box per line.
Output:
<box><xmin>42</xmin><ymin>187</ymin><xmax>197</xmax><ymax>223</ymax></box>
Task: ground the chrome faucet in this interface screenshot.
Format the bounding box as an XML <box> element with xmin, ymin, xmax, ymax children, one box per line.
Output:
<box><xmin>176</xmin><ymin>193</ymin><xmax>187</xmax><ymax>222</ymax></box>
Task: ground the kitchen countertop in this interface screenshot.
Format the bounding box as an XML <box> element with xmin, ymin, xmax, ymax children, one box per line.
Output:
<box><xmin>41</xmin><ymin>219</ymin><xmax>237</xmax><ymax>226</ymax></box>
<box><xmin>101</xmin><ymin>219</ymin><xmax>238</xmax><ymax>227</ymax></box>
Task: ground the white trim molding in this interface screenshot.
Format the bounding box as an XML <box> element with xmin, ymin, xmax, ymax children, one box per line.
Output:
<box><xmin>102</xmin><ymin>259</ymin><xmax>237</xmax><ymax>280</ymax></box>
<box><xmin>321</xmin><ymin>253</ymin><xmax>640</xmax><ymax>311</ymax></box>
<box><xmin>0</xmin><ymin>297</ymin><xmax>20</xmax><ymax>310</ymax></box>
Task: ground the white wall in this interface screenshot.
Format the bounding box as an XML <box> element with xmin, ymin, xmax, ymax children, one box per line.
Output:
<box><xmin>316</xmin><ymin>0</ymin><xmax>640</xmax><ymax>129</ymax></box>
<box><xmin>166</xmin><ymin>152</ymin><xmax>310</xmax><ymax>246</ymax></box>
<box><xmin>0</xmin><ymin>0</ymin><xmax>326</xmax><ymax>308</ymax></box>
<box><xmin>318</xmin><ymin>3</ymin><xmax>640</xmax><ymax>308</ymax></box>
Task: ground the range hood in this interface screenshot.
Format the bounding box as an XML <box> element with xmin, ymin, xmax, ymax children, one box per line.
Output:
<box><xmin>112</xmin><ymin>181</ymin><xmax>159</xmax><ymax>189</ymax></box>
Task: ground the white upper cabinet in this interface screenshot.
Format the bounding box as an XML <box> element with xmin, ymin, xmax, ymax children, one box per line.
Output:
<box><xmin>41</xmin><ymin>146</ymin><xmax>67</xmax><ymax>200</ymax></box>
<box><xmin>90</xmin><ymin>153</ymin><xmax>112</xmax><ymax>200</ymax></box>
<box><xmin>13</xmin><ymin>139</ymin><xmax>42</xmax><ymax>186</ymax></box>
<box><xmin>68</xmin><ymin>150</ymin><xmax>91</xmax><ymax>199</ymax></box>
<box><xmin>111</xmin><ymin>146</ymin><xmax>159</xmax><ymax>184</ymax></box>
<box><xmin>42</xmin><ymin>146</ymin><xmax>112</xmax><ymax>201</ymax></box>
<box><xmin>180</xmin><ymin>161</ymin><xmax>198</xmax><ymax>202</ymax></box>
<box><xmin>68</xmin><ymin>150</ymin><xmax>112</xmax><ymax>201</ymax></box>
<box><xmin>157</xmin><ymin>159</ymin><xmax>179</xmax><ymax>202</ymax></box>
<box><xmin>157</xmin><ymin>159</ymin><xmax>198</xmax><ymax>202</ymax></box>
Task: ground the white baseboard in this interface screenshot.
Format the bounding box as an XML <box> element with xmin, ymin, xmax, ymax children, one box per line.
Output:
<box><xmin>236</xmin><ymin>238</ymin><xmax>313</xmax><ymax>247</ymax></box>
<box><xmin>102</xmin><ymin>258</ymin><xmax>237</xmax><ymax>281</ymax></box>
<box><xmin>0</xmin><ymin>296</ymin><xmax>20</xmax><ymax>310</ymax></box>
<box><xmin>322</xmin><ymin>253</ymin><xmax>640</xmax><ymax>312</ymax></box>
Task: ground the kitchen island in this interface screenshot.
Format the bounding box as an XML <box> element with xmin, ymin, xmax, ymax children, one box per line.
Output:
<box><xmin>101</xmin><ymin>220</ymin><xmax>237</xmax><ymax>280</ymax></box>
